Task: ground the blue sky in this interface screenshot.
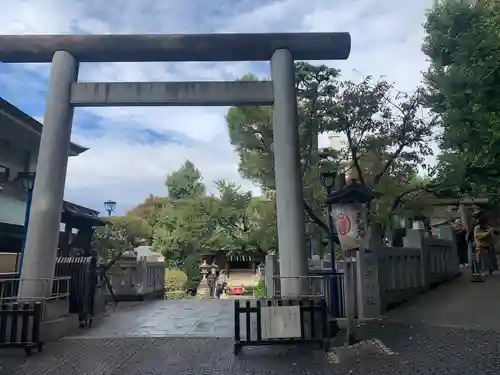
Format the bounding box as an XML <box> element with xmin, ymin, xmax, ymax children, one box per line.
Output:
<box><xmin>0</xmin><ymin>0</ymin><xmax>435</xmax><ymax>215</ymax></box>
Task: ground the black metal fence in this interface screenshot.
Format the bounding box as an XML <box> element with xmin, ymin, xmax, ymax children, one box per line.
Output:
<box><xmin>0</xmin><ymin>301</ymin><xmax>43</xmax><ymax>356</ymax></box>
<box><xmin>233</xmin><ymin>298</ymin><xmax>331</xmax><ymax>355</ymax></box>
<box><xmin>54</xmin><ymin>256</ymin><xmax>97</xmax><ymax>326</ymax></box>
<box><xmin>273</xmin><ymin>272</ymin><xmax>347</xmax><ymax>318</ymax></box>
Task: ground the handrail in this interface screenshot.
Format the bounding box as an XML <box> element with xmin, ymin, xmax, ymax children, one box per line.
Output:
<box><xmin>0</xmin><ymin>277</ymin><xmax>71</xmax><ymax>302</ymax></box>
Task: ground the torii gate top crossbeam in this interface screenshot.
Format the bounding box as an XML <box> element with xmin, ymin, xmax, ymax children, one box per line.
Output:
<box><xmin>0</xmin><ymin>32</ymin><xmax>351</xmax><ymax>63</ymax></box>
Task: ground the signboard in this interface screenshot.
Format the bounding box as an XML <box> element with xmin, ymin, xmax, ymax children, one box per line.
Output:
<box><xmin>260</xmin><ymin>306</ymin><xmax>301</xmax><ymax>339</ymax></box>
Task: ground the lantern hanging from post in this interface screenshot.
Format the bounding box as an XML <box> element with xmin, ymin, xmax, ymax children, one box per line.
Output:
<box><xmin>325</xmin><ymin>180</ymin><xmax>381</xmax><ymax>345</ymax></box>
<box><xmin>325</xmin><ymin>182</ymin><xmax>380</xmax><ymax>252</ymax></box>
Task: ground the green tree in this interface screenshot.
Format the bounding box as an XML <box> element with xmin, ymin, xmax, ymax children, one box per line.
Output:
<box><xmin>209</xmin><ymin>180</ymin><xmax>253</xmax><ymax>250</ymax></box>
<box><xmin>324</xmin><ymin>77</ymin><xmax>437</xmax><ymax>229</ymax></box>
<box><xmin>152</xmin><ymin>196</ymin><xmax>221</xmax><ymax>264</ymax></box>
<box><xmin>423</xmin><ymin>0</ymin><xmax>500</xmax><ymax>198</ymax></box>
<box><xmin>165</xmin><ymin>160</ymin><xmax>206</xmax><ymax>200</ymax></box>
<box><xmin>226</xmin><ymin>63</ymin><xmax>341</xmax><ymax>235</ymax></box>
<box><xmin>246</xmin><ymin>197</ymin><xmax>277</xmax><ymax>252</ymax></box>
<box><xmin>126</xmin><ymin>195</ymin><xmax>168</xmax><ymax>226</ymax></box>
<box><xmin>226</xmin><ymin>64</ymin><xmax>436</xmax><ymax>236</ymax></box>
<box><xmin>91</xmin><ymin>216</ymin><xmax>151</xmax><ymax>261</ymax></box>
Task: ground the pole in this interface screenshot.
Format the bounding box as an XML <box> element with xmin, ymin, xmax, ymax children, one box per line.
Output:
<box><xmin>17</xmin><ymin>187</ymin><xmax>33</xmax><ymax>275</ymax></box>
<box><xmin>270</xmin><ymin>48</ymin><xmax>308</xmax><ymax>297</ymax></box>
<box><xmin>20</xmin><ymin>50</ymin><xmax>78</xmax><ymax>298</ymax></box>
<box><xmin>345</xmin><ymin>249</ymin><xmax>357</xmax><ymax>345</ymax></box>
<box><xmin>326</xmin><ymin>199</ymin><xmax>340</xmax><ymax>318</ymax></box>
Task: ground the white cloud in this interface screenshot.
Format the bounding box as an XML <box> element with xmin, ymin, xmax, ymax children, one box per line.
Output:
<box><xmin>0</xmin><ymin>0</ymin><xmax>436</xmax><ymax>214</ymax></box>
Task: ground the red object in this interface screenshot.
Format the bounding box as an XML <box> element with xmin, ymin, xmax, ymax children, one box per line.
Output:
<box><xmin>231</xmin><ymin>287</ymin><xmax>244</xmax><ymax>295</ymax></box>
<box><xmin>336</xmin><ymin>213</ymin><xmax>351</xmax><ymax>235</ymax></box>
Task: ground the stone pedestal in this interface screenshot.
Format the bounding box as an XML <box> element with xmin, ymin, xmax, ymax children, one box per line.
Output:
<box><xmin>197</xmin><ymin>276</ymin><xmax>211</xmax><ymax>298</ymax></box>
<box><xmin>355</xmin><ymin>228</ymin><xmax>382</xmax><ymax>319</ymax></box>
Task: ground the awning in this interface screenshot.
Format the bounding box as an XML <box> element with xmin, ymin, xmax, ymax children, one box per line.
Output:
<box><xmin>61</xmin><ymin>201</ymin><xmax>106</xmax><ymax>227</ymax></box>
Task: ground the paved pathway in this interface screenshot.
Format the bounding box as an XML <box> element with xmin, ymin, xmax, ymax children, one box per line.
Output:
<box><xmin>2</xmin><ymin>273</ymin><xmax>500</xmax><ymax>374</ymax></box>
<box><xmin>385</xmin><ymin>272</ymin><xmax>500</xmax><ymax>331</ymax></box>
<box><xmin>71</xmin><ymin>299</ymin><xmax>235</xmax><ymax>338</ymax></box>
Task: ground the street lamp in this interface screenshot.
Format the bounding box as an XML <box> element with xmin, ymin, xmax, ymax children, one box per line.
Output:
<box><xmin>104</xmin><ymin>200</ymin><xmax>117</xmax><ymax>216</ymax></box>
<box><xmin>319</xmin><ymin>169</ymin><xmax>341</xmax><ymax>332</ymax></box>
<box><xmin>16</xmin><ymin>172</ymin><xmax>36</xmax><ymax>275</ymax></box>
<box><xmin>320</xmin><ymin>171</ymin><xmax>336</xmax><ymax>195</ymax></box>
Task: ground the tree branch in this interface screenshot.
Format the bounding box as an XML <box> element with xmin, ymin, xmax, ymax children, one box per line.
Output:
<box><xmin>345</xmin><ymin>128</ymin><xmax>366</xmax><ymax>185</ymax></box>
<box><xmin>389</xmin><ymin>183</ymin><xmax>440</xmax><ymax>214</ymax></box>
<box><xmin>303</xmin><ymin>200</ymin><xmax>340</xmax><ymax>244</ymax></box>
<box><xmin>374</xmin><ymin>142</ymin><xmax>407</xmax><ymax>185</ymax></box>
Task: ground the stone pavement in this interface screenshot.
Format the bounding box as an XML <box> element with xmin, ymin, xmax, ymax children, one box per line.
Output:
<box><xmin>1</xmin><ymin>321</ymin><xmax>500</xmax><ymax>375</ymax></box>
<box><xmin>385</xmin><ymin>272</ymin><xmax>500</xmax><ymax>331</ymax></box>
<box><xmin>70</xmin><ymin>299</ymin><xmax>235</xmax><ymax>339</ymax></box>
<box><xmin>2</xmin><ymin>274</ymin><xmax>500</xmax><ymax>374</ymax></box>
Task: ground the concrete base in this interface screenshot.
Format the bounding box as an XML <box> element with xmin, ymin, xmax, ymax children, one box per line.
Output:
<box><xmin>44</xmin><ymin>299</ymin><xmax>70</xmax><ymax>320</ymax></box>
<box><xmin>40</xmin><ymin>314</ymin><xmax>80</xmax><ymax>342</ymax></box>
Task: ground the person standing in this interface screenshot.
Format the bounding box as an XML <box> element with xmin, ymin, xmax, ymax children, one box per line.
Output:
<box><xmin>473</xmin><ymin>216</ymin><xmax>496</xmax><ymax>275</ymax></box>
<box><xmin>452</xmin><ymin>219</ymin><xmax>469</xmax><ymax>266</ymax></box>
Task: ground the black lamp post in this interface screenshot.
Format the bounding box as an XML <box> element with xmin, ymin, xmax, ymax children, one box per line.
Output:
<box><xmin>320</xmin><ymin>170</ymin><xmax>338</xmax><ymax>265</ymax></box>
<box><xmin>104</xmin><ymin>200</ymin><xmax>117</xmax><ymax>216</ymax></box>
<box><xmin>319</xmin><ymin>169</ymin><xmax>341</xmax><ymax>329</ymax></box>
<box><xmin>17</xmin><ymin>172</ymin><xmax>36</xmax><ymax>275</ymax></box>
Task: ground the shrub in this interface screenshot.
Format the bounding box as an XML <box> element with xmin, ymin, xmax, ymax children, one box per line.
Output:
<box><xmin>165</xmin><ymin>268</ymin><xmax>187</xmax><ymax>291</ymax></box>
<box><xmin>166</xmin><ymin>290</ymin><xmax>186</xmax><ymax>300</ymax></box>
<box><xmin>253</xmin><ymin>278</ymin><xmax>266</xmax><ymax>299</ymax></box>
<box><xmin>183</xmin><ymin>254</ymin><xmax>201</xmax><ymax>283</ymax></box>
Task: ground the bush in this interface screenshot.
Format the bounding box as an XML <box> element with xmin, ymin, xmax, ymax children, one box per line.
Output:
<box><xmin>183</xmin><ymin>254</ymin><xmax>201</xmax><ymax>283</ymax></box>
<box><xmin>166</xmin><ymin>290</ymin><xmax>186</xmax><ymax>300</ymax></box>
<box><xmin>165</xmin><ymin>268</ymin><xmax>187</xmax><ymax>291</ymax></box>
<box><xmin>253</xmin><ymin>278</ymin><xmax>266</xmax><ymax>299</ymax></box>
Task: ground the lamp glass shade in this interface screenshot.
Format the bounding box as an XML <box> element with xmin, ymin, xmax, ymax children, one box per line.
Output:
<box><xmin>320</xmin><ymin>171</ymin><xmax>336</xmax><ymax>189</ymax></box>
<box><xmin>104</xmin><ymin>200</ymin><xmax>117</xmax><ymax>213</ymax></box>
<box><xmin>18</xmin><ymin>172</ymin><xmax>35</xmax><ymax>191</ymax></box>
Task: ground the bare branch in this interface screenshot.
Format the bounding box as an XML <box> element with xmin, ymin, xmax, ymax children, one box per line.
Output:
<box><xmin>345</xmin><ymin>127</ymin><xmax>366</xmax><ymax>185</ymax></box>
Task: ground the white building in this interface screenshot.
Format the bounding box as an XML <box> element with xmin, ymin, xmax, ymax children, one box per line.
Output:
<box><xmin>0</xmin><ymin>98</ymin><xmax>100</xmax><ymax>270</ymax></box>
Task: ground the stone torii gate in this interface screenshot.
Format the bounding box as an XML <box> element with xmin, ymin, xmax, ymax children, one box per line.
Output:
<box><xmin>0</xmin><ymin>32</ymin><xmax>351</xmax><ymax>298</ymax></box>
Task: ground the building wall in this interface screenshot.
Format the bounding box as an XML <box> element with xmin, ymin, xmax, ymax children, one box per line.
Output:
<box><xmin>0</xmin><ymin>137</ymin><xmax>35</xmax><ymax>226</ymax></box>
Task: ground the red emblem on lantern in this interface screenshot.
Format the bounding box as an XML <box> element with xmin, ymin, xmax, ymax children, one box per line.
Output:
<box><xmin>336</xmin><ymin>213</ymin><xmax>351</xmax><ymax>235</ymax></box>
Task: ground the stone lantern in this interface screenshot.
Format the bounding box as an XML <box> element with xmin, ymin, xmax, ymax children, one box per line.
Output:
<box><xmin>197</xmin><ymin>260</ymin><xmax>212</xmax><ymax>297</ymax></box>
<box><xmin>208</xmin><ymin>261</ymin><xmax>220</xmax><ymax>296</ymax></box>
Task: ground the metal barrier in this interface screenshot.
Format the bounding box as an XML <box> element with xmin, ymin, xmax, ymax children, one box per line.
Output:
<box><xmin>273</xmin><ymin>273</ymin><xmax>347</xmax><ymax>318</ymax></box>
<box><xmin>55</xmin><ymin>257</ymin><xmax>97</xmax><ymax>327</ymax></box>
<box><xmin>0</xmin><ymin>301</ymin><xmax>43</xmax><ymax>356</ymax></box>
<box><xmin>233</xmin><ymin>298</ymin><xmax>331</xmax><ymax>356</ymax></box>
<box><xmin>0</xmin><ymin>277</ymin><xmax>70</xmax><ymax>301</ymax></box>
